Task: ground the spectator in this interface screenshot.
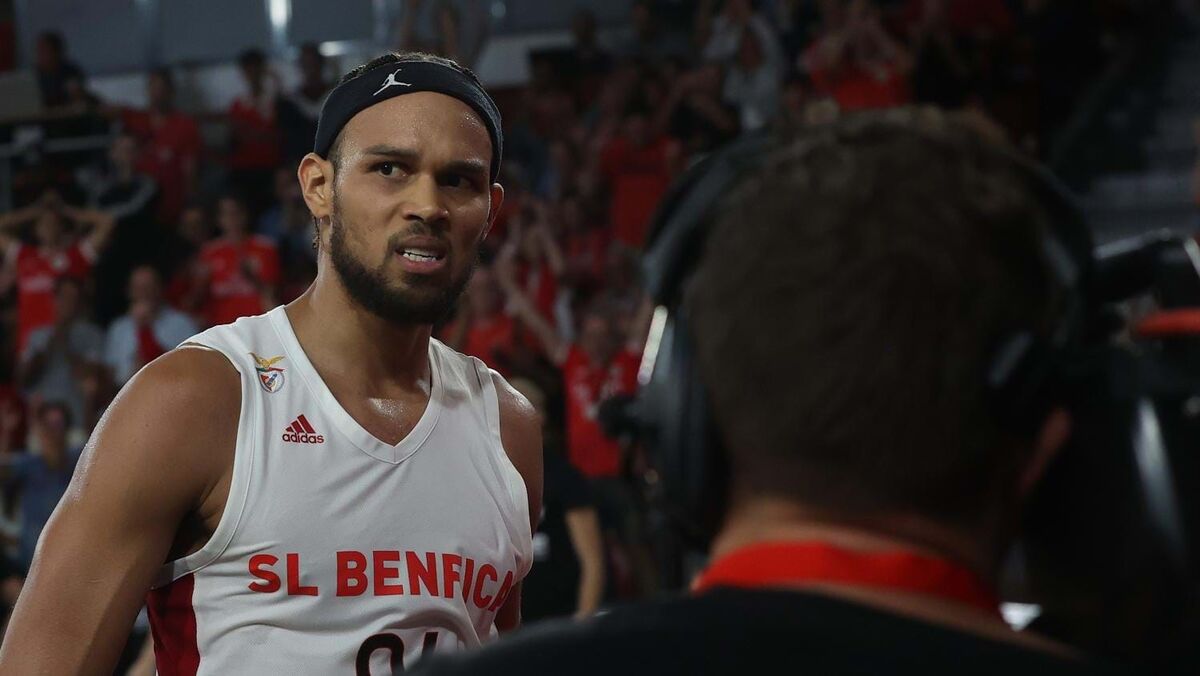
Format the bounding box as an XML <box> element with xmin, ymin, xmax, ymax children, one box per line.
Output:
<box><xmin>163</xmin><ymin>203</ymin><xmax>213</xmax><ymax>316</ymax></box>
<box><xmin>534</xmin><ymin>140</ymin><xmax>578</xmax><ymax>202</ymax></box>
<box><xmin>510</xmin><ymin>378</ymin><xmax>605</xmax><ymax>623</ymax></box>
<box><xmin>258</xmin><ymin>166</ymin><xmax>315</xmax><ymax>260</ymax></box>
<box><xmin>228</xmin><ymin>48</ymin><xmax>282</xmax><ymax>218</ymax></box>
<box><xmin>33</xmin><ymin>31</ymin><xmax>83</xmax><ymax>109</ymax></box>
<box><xmin>0</xmin><ymin>400</ymin><xmax>82</xmax><ymax>573</ymax></box>
<box><xmin>0</xmin><ymin>1</ymin><xmax>14</xmax><ymax>73</ymax></box>
<box><xmin>697</xmin><ymin>0</ymin><xmax>784</xmax><ymax>66</ymax></box>
<box><xmin>117</xmin><ymin>68</ymin><xmax>202</xmax><ymax>225</ymax></box>
<box><xmin>655</xmin><ymin>63</ymin><xmax>740</xmax><ymax>157</ymax></box>
<box><xmin>258</xmin><ymin>168</ymin><xmax>318</xmax><ymax>302</ymax></box>
<box><xmin>444</xmin><ymin>266</ymin><xmax>518</xmax><ymax>373</ymax></box>
<box><xmin>193</xmin><ymin>194</ymin><xmax>280</xmax><ymax>326</ymax></box>
<box><xmin>722</xmin><ymin>24</ymin><xmax>785</xmax><ymax>131</ymax></box>
<box><xmin>616</xmin><ymin>0</ymin><xmax>692</xmax><ymax>63</ymax></box>
<box><xmin>506</xmin><ymin>204</ymin><xmax>566</xmax><ymax>325</ymax></box>
<box><xmin>0</xmin><ymin>380</ymin><xmax>24</xmax><ymax>461</ymax></box>
<box><xmin>567</xmin><ymin>9</ymin><xmax>614</xmax><ymax>108</ymax></box>
<box><xmin>600</xmin><ymin>104</ymin><xmax>682</xmax><ymax>249</ymax></box>
<box><xmin>503</xmin><ymin>263</ymin><xmax>640</xmax><ymax>479</ymax></box>
<box><xmin>492</xmin><ymin>270</ymin><xmax>647</xmax><ymax>595</ymax></box>
<box><xmin>0</xmin><ymin>192</ymin><xmax>115</xmax><ymax>350</ymax></box>
<box><xmin>105</xmin><ymin>265</ymin><xmax>198</xmax><ymax>387</ymax></box>
<box><xmin>803</xmin><ymin>0</ymin><xmax>914</xmax><ymax>111</ymax></box>
<box><xmin>396</xmin><ymin>0</ymin><xmax>491</xmax><ymax>68</ymax></box>
<box><xmin>15</xmin><ymin>278</ymin><xmax>106</xmax><ymax>433</ymax></box>
<box><xmin>558</xmin><ymin>194</ymin><xmax>611</xmax><ymax>289</ymax></box>
<box><xmin>79</xmin><ymin>131</ymin><xmax>161</xmax><ymax>324</ymax></box>
<box><xmin>0</xmin><ymin>397</ymin><xmax>26</xmax><ymax>634</ymax></box>
<box><xmin>277</xmin><ymin>43</ymin><xmax>332</xmax><ymax>165</ymax></box>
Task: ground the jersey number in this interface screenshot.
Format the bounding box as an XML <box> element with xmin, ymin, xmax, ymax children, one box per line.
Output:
<box><xmin>355</xmin><ymin>631</ymin><xmax>438</xmax><ymax>675</ymax></box>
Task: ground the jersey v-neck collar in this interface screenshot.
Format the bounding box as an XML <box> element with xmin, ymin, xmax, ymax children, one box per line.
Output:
<box><xmin>267</xmin><ymin>305</ymin><xmax>442</xmax><ymax>464</ymax></box>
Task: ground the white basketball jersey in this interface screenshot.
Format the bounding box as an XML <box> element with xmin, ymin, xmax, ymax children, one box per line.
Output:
<box><xmin>145</xmin><ymin>306</ymin><xmax>533</xmax><ymax>676</ymax></box>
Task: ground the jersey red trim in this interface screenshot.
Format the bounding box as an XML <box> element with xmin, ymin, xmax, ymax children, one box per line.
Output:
<box><xmin>1134</xmin><ymin>308</ymin><xmax>1200</xmax><ymax>338</ymax></box>
<box><xmin>146</xmin><ymin>573</ymin><xmax>201</xmax><ymax>675</ymax></box>
<box><xmin>693</xmin><ymin>541</ymin><xmax>1001</xmax><ymax>617</ymax></box>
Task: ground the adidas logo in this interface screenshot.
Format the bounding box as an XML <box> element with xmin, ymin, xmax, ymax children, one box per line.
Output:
<box><xmin>282</xmin><ymin>414</ymin><xmax>325</xmax><ymax>444</ymax></box>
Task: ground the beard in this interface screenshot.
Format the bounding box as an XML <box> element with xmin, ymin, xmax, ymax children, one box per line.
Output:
<box><xmin>328</xmin><ymin>200</ymin><xmax>477</xmax><ymax>326</ymax></box>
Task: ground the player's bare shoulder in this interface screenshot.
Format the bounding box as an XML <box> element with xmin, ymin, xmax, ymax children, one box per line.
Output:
<box><xmin>86</xmin><ymin>345</ymin><xmax>241</xmax><ymax>505</ymax></box>
<box><xmin>490</xmin><ymin>370</ymin><xmax>544</xmax><ymax>527</ymax></box>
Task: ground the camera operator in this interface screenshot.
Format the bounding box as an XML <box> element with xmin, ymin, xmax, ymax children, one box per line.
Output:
<box><xmin>416</xmin><ymin>110</ymin><xmax>1125</xmax><ymax>674</ymax></box>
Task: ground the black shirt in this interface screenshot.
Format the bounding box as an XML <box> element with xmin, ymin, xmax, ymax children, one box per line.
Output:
<box><xmin>36</xmin><ymin>61</ymin><xmax>85</xmax><ymax>107</ymax></box>
<box><xmin>417</xmin><ymin>588</ymin><xmax>1126</xmax><ymax>675</ymax></box>
<box><xmin>522</xmin><ymin>452</ymin><xmax>595</xmax><ymax>622</ymax></box>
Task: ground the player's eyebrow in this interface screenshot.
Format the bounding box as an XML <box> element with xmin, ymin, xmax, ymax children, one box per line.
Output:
<box><xmin>442</xmin><ymin>158</ymin><xmax>488</xmax><ymax>180</ymax></box>
<box><xmin>361</xmin><ymin>145</ymin><xmax>422</xmax><ymax>163</ymax></box>
<box><xmin>362</xmin><ymin>145</ymin><xmax>488</xmax><ymax>179</ymax></box>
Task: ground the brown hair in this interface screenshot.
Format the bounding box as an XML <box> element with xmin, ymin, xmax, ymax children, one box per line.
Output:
<box><xmin>686</xmin><ymin>109</ymin><xmax>1064</xmax><ymax>528</ymax></box>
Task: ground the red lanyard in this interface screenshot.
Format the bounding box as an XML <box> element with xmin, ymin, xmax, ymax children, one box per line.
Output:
<box><xmin>693</xmin><ymin>541</ymin><xmax>1001</xmax><ymax>618</ymax></box>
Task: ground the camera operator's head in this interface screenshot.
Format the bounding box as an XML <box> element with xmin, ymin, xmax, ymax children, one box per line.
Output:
<box><xmin>689</xmin><ymin>109</ymin><xmax>1072</xmax><ymax>572</ymax></box>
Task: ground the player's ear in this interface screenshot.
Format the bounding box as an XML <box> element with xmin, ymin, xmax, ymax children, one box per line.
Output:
<box><xmin>483</xmin><ymin>183</ymin><xmax>505</xmax><ymax>241</ymax></box>
<box><xmin>298</xmin><ymin>152</ymin><xmax>334</xmax><ymax>221</ymax></box>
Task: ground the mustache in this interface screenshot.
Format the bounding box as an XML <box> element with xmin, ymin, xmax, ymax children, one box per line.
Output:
<box><xmin>385</xmin><ymin>226</ymin><xmax>451</xmax><ymax>249</ymax></box>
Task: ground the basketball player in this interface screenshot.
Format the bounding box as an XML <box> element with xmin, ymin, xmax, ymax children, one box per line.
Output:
<box><xmin>0</xmin><ymin>52</ymin><xmax>541</xmax><ymax>675</ymax></box>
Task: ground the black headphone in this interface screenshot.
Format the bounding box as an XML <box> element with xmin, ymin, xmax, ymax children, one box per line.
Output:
<box><xmin>630</xmin><ymin>118</ymin><xmax>1200</xmax><ymax>662</ymax></box>
<box><xmin>632</xmin><ymin>122</ymin><xmax>1094</xmax><ymax>546</ymax></box>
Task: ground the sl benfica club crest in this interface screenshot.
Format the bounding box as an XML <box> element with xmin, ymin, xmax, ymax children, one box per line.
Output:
<box><xmin>251</xmin><ymin>353</ymin><xmax>286</xmax><ymax>393</ymax></box>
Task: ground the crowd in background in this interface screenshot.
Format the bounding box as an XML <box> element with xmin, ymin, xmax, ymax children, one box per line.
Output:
<box><xmin>0</xmin><ymin>0</ymin><xmax>1153</xmax><ymax>649</ymax></box>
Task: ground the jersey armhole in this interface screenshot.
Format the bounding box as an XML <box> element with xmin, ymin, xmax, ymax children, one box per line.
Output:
<box><xmin>473</xmin><ymin>359</ymin><xmax>534</xmax><ymax>578</ymax></box>
<box><xmin>151</xmin><ymin>342</ymin><xmax>257</xmax><ymax>588</ymax></box>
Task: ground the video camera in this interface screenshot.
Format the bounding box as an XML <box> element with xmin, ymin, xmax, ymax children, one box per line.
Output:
<box><xmin>1017</xmin><ymin>229</ymin><xmax>1200</xmax><ymax>665</ymax></box>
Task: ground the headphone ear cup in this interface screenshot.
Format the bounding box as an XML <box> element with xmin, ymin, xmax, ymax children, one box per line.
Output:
<box><xmin>987</xmin><ymin>331</ymin><xmax>1059</xmax><ymax>436</ymax></box>
<box><xmin>639</xmin><ymin>311</ymin><xmax>728</xmax><ymax>547</ymax></box>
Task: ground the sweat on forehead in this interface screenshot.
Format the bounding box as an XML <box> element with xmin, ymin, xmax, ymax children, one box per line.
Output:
<box><xmin>330</xmin><ymin>92</ymin><xmax>493</xmax><ymax>170</ymax></box>
<box><xmin>314</xmin><ymin>57</ymin><xmax>504</xmax><ymax>181</ymax></box>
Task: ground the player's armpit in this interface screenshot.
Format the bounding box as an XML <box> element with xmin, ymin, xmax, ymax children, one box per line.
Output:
<box><xmin>494</xmin><ymin>581</ymin><xmax>523</xmax><ymax>633</ymax></box>
<box><xmin>491</xmin><ymin>370</ymin><xmax>543</xmax><ymax>534</ymax></box>
<box><xmin>491</xmin><ymin>371</ymin><xmax>542</xmax><ymax>633</ymax></box>
<box><xmin>0</xmin><ymin>348</ymin><xmax>239</xmax><ymax>676</ymax></box>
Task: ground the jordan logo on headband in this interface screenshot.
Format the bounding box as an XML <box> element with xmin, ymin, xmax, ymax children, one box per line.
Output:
<box><xmin>374</xmin><ymin>68</ymin><xmax>412</xmax><ymax>96</ymax></box>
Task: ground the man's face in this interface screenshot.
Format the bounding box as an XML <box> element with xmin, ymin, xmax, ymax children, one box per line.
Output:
<box><xmin>179</xmin><ymin>207</ymin><xmax>209</xmax><ymax>245</ymax></box>
<box><xmin>128</xmin><ymin>267</ymin><xmax>162</xmax><ymax>306</ymax></box>
<box><xmin>275</xmin><ymin>167</ymin><xmax>301</xmax><ymax>202</ymax></box>
<box><xmin>148</xmin><ymin>75</ymin><xmax>171</xmax><ymax>109</ymax></box>
<box><xmin>572</xmin><ymin>12</ymin><xmax>596</xmax><ymax>45</ymax></box>
<box><xmin>241</xmin><ymin>62</ymin><xmax>265</xmax><ymax>89</ymax></box>
<box><xmin>36</xmin><ymin>407</ymin><xmax>68</xmax><ymax>454</ymax></box>
<box><xmin>217</xmin><ymin>198</ymin><xmax>248</xmax><ymax>237</ymax></box>
<box><xmin>321</xmin><ymin>91</ymin><xmax>500</xmax><ymax>326</ymax></box>
<box><xmin>466</xmin><ymin>267</ymin><xmax>502</xmax><ymax>317</ymax></box>
<box><xmin>35</xmin><ymin>38</ymin><xmax>59</xmax><ymax>71</ymax></box>
<box><xmin>34</xmin><ymin>212</ymin><xmax>64</xmax><ymax>247</ymax></box>
<box><xmin>632</xmin><ymin>4</ymin><xmax>652</xmax><ymax>34</ymax></box>
<box><xmin>579</xmin><ymin>312</ymin><xmax>617</xmax><ymax>362</ymax></box>
<box><xmin>110</xmin><ymin>135</ymin><xmax>137</xmax><ymax>171</ymax></box>
<box><xmin>737</xmin><ymin>29</ymin><xmax>765</xmax><ymax>69</ymax></box>
<box><xmin>624</xmin><ymin>113</ymin><xmax>650</xmax><ymax>147</ymax></box>
<box><xmin>300</xmin><ymin>49</ymin><xmax>323</xmax><ymax>82</ymax></box>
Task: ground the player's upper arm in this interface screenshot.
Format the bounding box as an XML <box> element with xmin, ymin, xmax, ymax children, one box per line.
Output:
<box><xmin>0</xmin><ymin>347</ymin><xmax>240</xmax><ymax>676</ymax></box>
<box><xmin>491</xmin><ymin>370</ymin><xmax>543</xmax><ymax>532</ymax></box>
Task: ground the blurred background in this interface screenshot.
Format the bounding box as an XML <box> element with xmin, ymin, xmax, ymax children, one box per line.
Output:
<box><xmin>0</xmin><ymin>0</ymin><xmax>1193</xmax><ymax>672</ymax></box>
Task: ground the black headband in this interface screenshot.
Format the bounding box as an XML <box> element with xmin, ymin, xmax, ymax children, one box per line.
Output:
<box><xmin>313</xmin><ymin>60</ymin><xmax>504</xmax><ymax>182</ymax></box>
